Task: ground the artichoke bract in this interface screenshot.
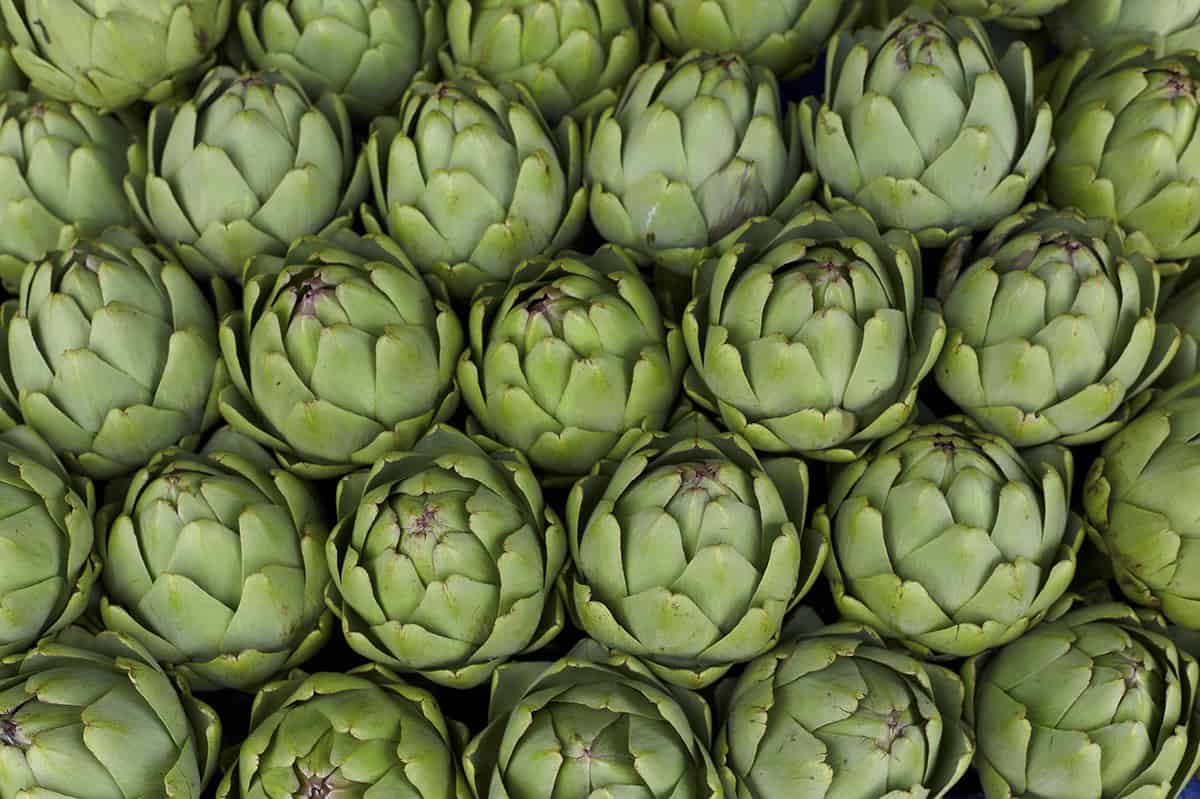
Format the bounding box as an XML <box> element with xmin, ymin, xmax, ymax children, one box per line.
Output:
<box><xmin>941</xmin><ymin>0</ymin><xmax>1070</xmax><ymax>27</ymax></box>
<box><xmin>1084</xmin><ymin>379</ymin><xmax>1200</xmax><ymax>630</ymax></box>
<box><xmin>1158</xmin><ymin>280</ymin><xmax>1200</xmax><ymax>388</ymax></box>
<box><xmin>1044</xmin><ymin>45</ymin><xmax>1200</xmax><ymax>261</ymax></box>
<box><xmin>363</xmin><ymin>75</ymin><xmax>587</xmax><ymax>303</ymax></box>
<box><xmin>215</xmin><ymin>665</ymin><xmax>469</xmax><ymax>799</ymax></box>
<box><xmin>0</xmin><ymin>228</ymin><xmax>227</xmax><ymax>480</ymax></box>
<box><xmin>463</xmin><ymin>639</ymin><xmax>723</xmax><ymax>799</ymax></box>
<box><xmin>219</xmin><ymin>233</ymin><xmax>464</xmax><ymax>479</ymax></box>
<box><xmin>816</xmin><ymin>418</ymin><xmax>1085</xmax><ymax>658</ymax></box>
<box><xmin>442</xmin><ymin>0</ymin><xmax>647</xmax><ymax>125</ymax></box>
<box><xmin>0</xmin><ymin>14</ymin><xmax>23</xmax><ymax>93</ymax></box>
<box><xmin>97</xmin><ymin>428</ymin><xmax>332</xmax><ymax>694</ymax></box>
<box><xmin>0</xmin><ymin>627</ymin><xmax>222</xmax><ymax>799</ymax></box>
<box><xmin>0</xmin><ymin>0</ymin><xmax>231</xmax><ymax>112</ymax></box>
<box><xmin>0</xmin><ymin>426</ymin><xmax>97</xmax><ymax>659</ymax></box>
<box><xmin>799</xmin><ymin>7</ymin><xmax>1054</xmax><ymax>247</ymax></box>
<box><xmin>963</xmin><ymin>603</ymin><xmax>1200</xmax><ymax>799</ymax></box>
<box><xmin>326</xmin><ymin>425</ymin><xmax>567</xmax><ymax>688</ymax></box>
<box><xmin>0</xmin><ymin>91</ymin><xmax>143</xmax><ymax>292</ymax></box>
<box><xmin>1048</xmin><ymin>0</ymin><xmax>1200</xmax><ymax>53</ymax></box>
<box><xmin>715</xmin><ymin>614</ymin><xmax>975</xmax><ymax>799</ymax></box>
<box><xmin>236</xmin><ymin>0</ymin><xmax>446</xmax><ymax>122</ymax></box>
<box><xmin>683</xmin><ymin>202</ymin><xmax>945</xmax><ymax>461</ymax></box>
<box><xmin>587</xmin><ymin>50</ymin><xmax>815</xmax><ymax>270</ymax></box>
<box><xmin>126</xmin><ymin>67</ymin><xmax>368</xmax><ymax>282</ymax></box>
<box><xmin>935</xmin><ymin>204</ymin><xmax>1180</xmax><ymax>447</ymax></box>
<box><xmin>649</xmin><ymin>0</ymin><xmax>860</xmax><ymax>79</ymax></box>
<box><xmin>459</xmin><ymin>246</ymin><xmax>686</xmax><ymax>477</ymax></box>
<box><xmin>566</xmin><ymin>410</ymin><xmax>826</xmax><ymax>689</ymax></box>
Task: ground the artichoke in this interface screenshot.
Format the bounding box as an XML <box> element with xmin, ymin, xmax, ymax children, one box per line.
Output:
<box><xmin>1044</xmin><ymin>45</ymin><xmax>1200</xmax><ymax>261</ymax></box>
<box><xmin>799</xmin><ymin>7</ymin><xmax>1054</xmax><ymax>246</ymax></box>
<box><xmin>215</xmin><ymin>665</ymin><xmax>470</xmax><ymax>799</ymax></box>
<box><xmin>682</xmin><ymin>202</ymin><xmax>946</xmax><ymax>461</ymax></box>
<box><xmin>126</xmin><ymin>66</ymin><xmax>369</xmax><ymax>282</ymax></box>
<box><xmin>715</xmin><ymin>614</ymin><xmax>975</xmax><ymax>799</ymax></box>
<box><xmin>326</xmin><ymin>425</ymin><xmax>567</xmax><ymax>688</ymax></box>
<box><xmin>1084</xmin><ymin>378</ymin><xmax>1200</xmax><ymax>630</ymax></box>
<box><xmin>649</xmin><ymin>0</ymin><xmax>860</xmax><ymax>79</ymax></box>
<box><xmin>963</xmin><ymin>602</ymin><xmax>1200</xmax><ymax>799</ymax></box>
<box><xmin>940</xmin><ymin>0</ymin><xmax>1070</xmax><ymax>26</ymax></box>
<box><xmin>442</xmin><ymin>0</ymin><xmax>648</xmax><ymax>125</ymax></box>
<box><xmin>0</xmin><ymin>426</ymin><xmax>96</xmax><ymax>659</ymax></box>
<box><xmin>363</xmin><ymin>75</ymin><xmax>587</xmax><ymax>302</ymax></box>
<box><xmin>458</xmin><ymin>246</ymin><xmax>686</xmax><ymax>477</ymax></box>
<box><xmin>236</xmin><ymin>0</ymin><xmax>446</xmax><ymax>122</ymax></box>
<box><xmin>0</xmin><ymin>0</ymin><xmax>232</xmax><ymax>112</ymax></box>
<box><xmin>0</xmin><ymin>13</ymin><xmax>24</xmax><ymax>93</ymax></box>
<box><xmin>935</xmin><ymin>204</ymin><xmax>1180</xmax><ymax>447</ymax></box>
<box><xmin>219</xmin><ymin>232</ymin><xmax>464</xmax><ymax>479</ymax></box>
<box><xmin>565</xmin><ymin>410</ymin><xmax>826</xmax><ymax>688</ymax></box>
<box><xmin>1048</xmin><ymin>0</ymin><xmax>1200</xmax><ymax>54</ymax></box>
<box><xmin>0</xmin><ymin>627</ymin><xmax>222</xmax><ymax>799</ymax></box>
<box><xmin>587</xmin><ymin>50</ymin><xmax>815</xmax><ymax>270</ymax></box>
<box><xmin>0</xmin><ymin>91</ymin><xmax>143</xmax><ymax>292</ymax></box>
<box><xmin>463</xmin><ymin>639</ymin><xmax>723</xmax><ymax>799</ymax></box>
<box><xmin>97</xmin><ymin>428</ymin><xmax>332</xmax><ymax>693</ymax></box>
<box><xmin>0</xmin><ymin>228</ymin><xmax>227</xmax><ymax>480</ymax></box>
<box><xmin>815</xmin><ymin>417</ymin><xmax>1085</xmax><ymax>658</ymax></box>
<box><xmin>1158</xmin><ymin>279</ymin><xmax>1200</xmax><ymax>388</ymax></box>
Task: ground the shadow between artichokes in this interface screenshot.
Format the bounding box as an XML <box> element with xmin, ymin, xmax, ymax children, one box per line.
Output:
<box><xmin>96</xmin><ymin>427</ymin><xmax>332</xmax><ymax>694</ymax></box>
<box><xmin>216</xmin><ymin>665</ymin><xmax>471</xmax><ymax>799</ymax></box>
<box><xmin>816</xmin><ymin>416</ymin><xmax>1085</xmax><ymax>659</ymax></box>
<box><xmin>799</xmin><ymin>6</ymin><xmax>1054</xmax><ymax>247</ymax></box>
<box><xmin>325</xmin><ymin>425</ymin><xmax>567</xmax><ymax>689</ymax></box>
<box><xmin>565</xmin><ymin>409</ymin><xmax>826</xmax><ymax>689</ymax></box>
<box><xmin>935</xmin><ymin>204</ymin><xmax>1181</xmax><ymax>448</ymax></box>
<box><xmin>463</xmin><ymin>639</ymin><xmax>723</xmax><ymax>799</ymax></box>
<box><xmin>0</xmin><ymin>425</ymin><xmax>97</xmax><ymax>660</ymax></box>
<box><xmin>0</xmin><ymin>227</ymin><xmax>228</xmax><ymax>480</ymax></box>
<box><xmin>963</xmin><ymin>602</ymin><xmax>1200</xmax><ymax>799</ymax></box>
<box><xmin>218</xmin><ymin>231</ymin><xmax>464</xmax><ymax>480</ymax></box>
<box><xmin>714</xmin><ymin>611</ymin><xmax>975</xmax><ymax>799</ymax></box>
<box><xmin>125</xmin><ymin>66</ymin><xmax>368</xmax><ymax>282</ymax></box>
<box><xmin>682</xmin><ymin>201</ymin><xmax>945</xmax><ymax>461</ymax></box>
<box><xmin>0</xmin><ymin>627</ymin><xmax>222</xmax><ymax>799</ymax></box>
<box><xmin>362</xmin><ymin>73</ymin><xmax>587</xmax><ymax>303</ymax></box>
<box><xmin>458</xmin><ymin>245</ymin><xmax>686</xmax><ymax>477</ymax></box>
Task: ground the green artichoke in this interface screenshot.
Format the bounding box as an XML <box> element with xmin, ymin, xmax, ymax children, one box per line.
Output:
<box><xmin>649</xmin><ymin>0</ymin><xmax>860</xmax><ymax>79</ymax></box>
<box><xmin>0</xmin><ymin>13</ymin><xmax>24</xmax><ymax>93</ymax></box>
<box><xmin>682</xmin><ymin>202</ymin><xmax>945</xmax><ymax>461</ymax></box>
<box><xmin>0</xmin><ymin>91</ymin><xmax>143</xmax><ymax>292</ymax></box>
<box><xmin>97</xmin><ymin>428</ymin><xmax>331</xmax><ymax>693</ymax></box>
<box><xmin>363</xmin><ymin>75</ymin><xmax>587</xmax><ymax>302</ymax></box>
<box><xmin>0</xmin><ymin>0</ymin><xmax>232</xmax><ymax>112</ymax></box>
<box><xmin>463</xmin><ymin>639</ymin><xmax>723</xmax><ymax>799</ymax></box>
<box><xmin>442</xmin><ymin>0</ymin><xmax>648</xmax><ymax>125</ymax></box>
<box><xmin>565</xmin><ymin>410</ymin><xmax>826</xmax><ymax>688</ymax></box>
<box><xmin>1084</xmin><ymin>379</ymin><xmax>1200</xmax><ymax>630</ymax></box>
<box><xmin>0</xmin><ymin>228</ymin><xmax>227</xmax><ymax>480</ymax></box>
<box><xmin>1158</xmin><ymin>279</ymin><xmax>1200</xmax><ymax>388</ymax></box>
<box><xmin>715</xmin><ymin>614</ymin><xmax>975</xmax><ymax>799</ymax></box>
<box><xmin>0</xmin><ymin>426</ymin><xmax>96</xmax><ymax>659</ymax></box>
<box><xmin>799</xmin><ymin>7</ymin><xmax>1054</xmax><ymax>246</ymax></box>
<box><xmin>236</xmin><ymin>0</ymin><xmax>446</xmax><ymax>122</ymax></box>
<box><xmin>1044</xmin><ymin>45</ymin><xmax>1200</xmax><ymax>261</ymax></box>
<box><xmin>1048</xmin><ymin>0</ymin><xmax>1200</xmax><ymax>54</ymax></box>
<box><xmin>963</xmin><ymin>602</ymin><xmax>1200</xmax><ymax>799</ymax></box>
<box><xmin>935</xmin><ymin>204</ymin><xmax>1180</xmax><ymax>447</ymax></box>
<box><xmin>215</xmin><ymin>665</ymin><xmax>470</xmax><ymax>799</ymax></box>
<box><xmin>940</xmin><ymin>0</ymin><xmax>1070</xmax><ymax>26</ymax></box>
<box><xmin>815</xmin><ymin>417</ymin><xmax>1085</xmax><ymax>658</ymax></box>
<box><xmin>219</xmin><ymin>233</ymin><xmax>464</xmax><ymax>479</ymax></box>
<box><xmin>0</xmin><ymin>627</ymin><xmax>222</xmax><ymax>799</ymax></box>
<box><xmin>126</xmin><ymin>67</ymin><xmax>369</xmax><ymax>282</ymax></box>
<box><xmin>587</xmin><ymin>50</ymin><xmax>815</xmax><ymax>270</ymax></box>
<box><xmin>458</xmin><ymin>246</ymin><xmax>686</xmax><ymax>477</ymax></box>
<box><xmin>326</xmin><ymin>425</ymin><xmax>567</xmax><ymax>688</ymax></box>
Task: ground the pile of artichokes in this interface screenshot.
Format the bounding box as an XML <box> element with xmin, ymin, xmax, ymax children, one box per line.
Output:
<box><xmin>4</xmin><ymin>2</ymin><xmax>1200</xmax><ymax>799</ymax></box>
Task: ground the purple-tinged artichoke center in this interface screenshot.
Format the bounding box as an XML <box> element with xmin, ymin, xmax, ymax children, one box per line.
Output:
<box><xmin>292</xmin><ymin>272</ymin><xmax>334</xmax><ymax>317</ymax></box>
<box><xmin>295</xmin><ymin>768</ymin><xmax>336</xmax><ymax>799</ymax></box>
<box><xmin>0</xmin><ymin>718</ymin><xmax>29</xmax><ymax>750</ymax></box>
